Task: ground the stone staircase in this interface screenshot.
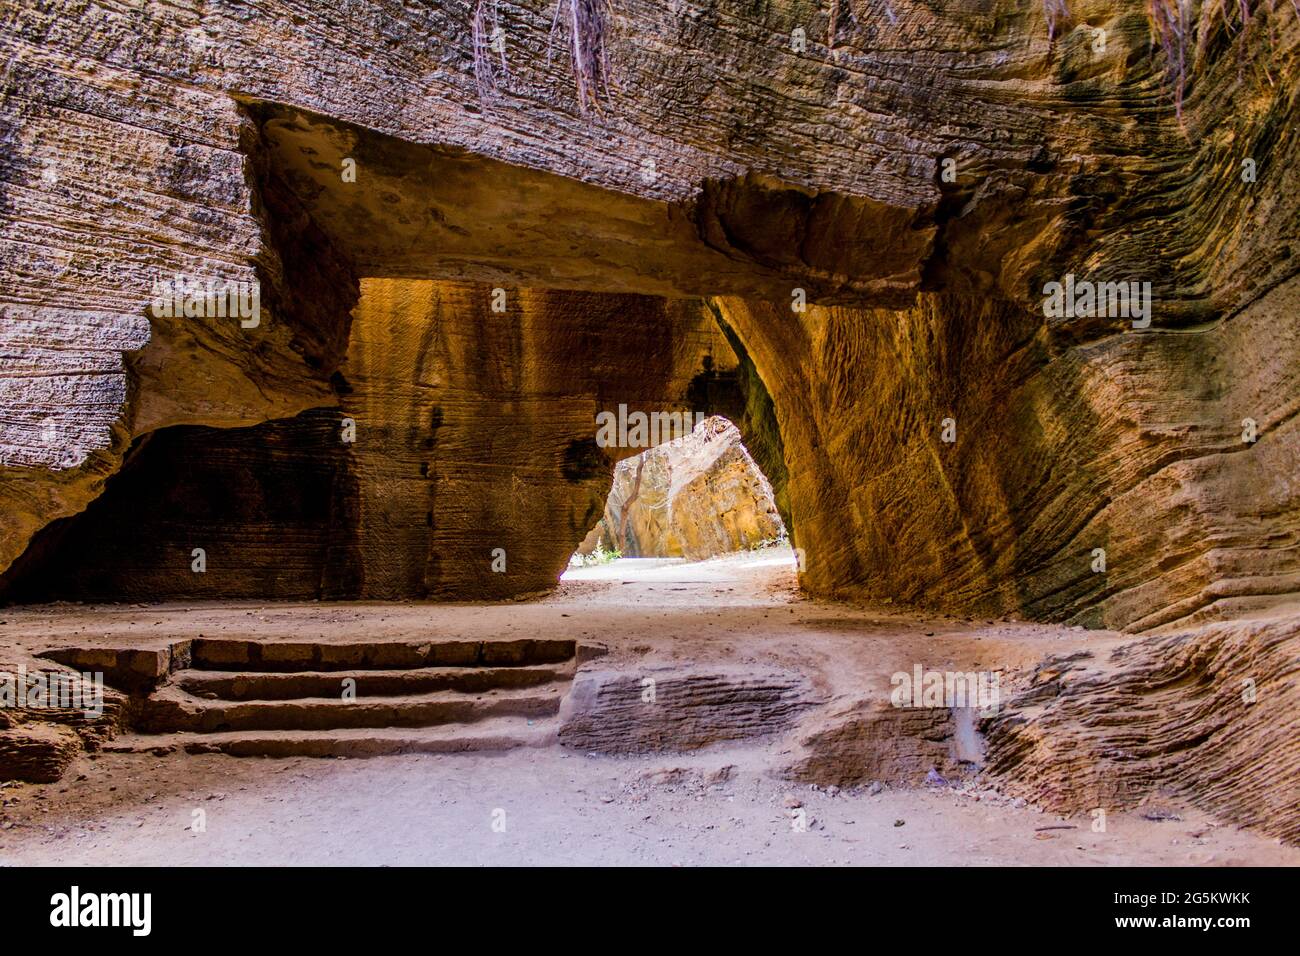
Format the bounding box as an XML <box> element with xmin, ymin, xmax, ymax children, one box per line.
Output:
<box><xmin>100</xmin><ymin>637</ymin><xmax>579</xmax><ymax>758</ymax></box>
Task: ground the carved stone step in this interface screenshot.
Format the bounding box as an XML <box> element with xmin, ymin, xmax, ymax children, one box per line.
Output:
<box><xmin>136</xmin><ymin>684</ymin><xmax>566</xmax><ymax>733</ymax></box>
<box><xmin>175</xmin><ymin>662</ymin><xmax>573</xmax><ymax>701</ymax></box>
<box><xmin>104</xmin><ymin>715</ymin><xmax>558</xmax><ymax>758</ymax></box>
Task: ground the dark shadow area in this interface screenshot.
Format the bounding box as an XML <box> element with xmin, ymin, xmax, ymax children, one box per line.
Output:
<box><xmin>0</xmin><ymin>410</ymin><xmax>362</xmax><ymax>603</ymax></box>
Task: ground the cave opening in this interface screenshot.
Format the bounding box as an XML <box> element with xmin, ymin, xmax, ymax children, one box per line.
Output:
<box><xmin>0</xmin><ymin>277</ymin><xmax>797</xmax><ymax>607</ymax></box>
<box><xmin>564</xmin><ymin>415</ymin><xmax>791</xmax><ymax>581</ymax></box>
<box><xmin>0</xmin><ymin>98</ymin><xmax>830</xmax><ymax>607</ymax></box>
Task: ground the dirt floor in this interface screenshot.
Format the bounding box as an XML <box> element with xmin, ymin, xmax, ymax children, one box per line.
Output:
<box><xmin>1</xmin><ymin>547</ymin><xmax>1297</xmax><ymax>866</ymax></box>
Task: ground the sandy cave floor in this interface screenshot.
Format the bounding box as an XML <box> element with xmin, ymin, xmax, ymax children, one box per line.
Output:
<box><xmin>0</xmin><ymin>547</ymin><xmax>1297</xmax><ymax>866</ymax></box>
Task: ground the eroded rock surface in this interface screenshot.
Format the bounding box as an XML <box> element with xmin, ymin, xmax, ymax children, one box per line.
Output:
<box><xmin>783</xmin><ymin>700</ymin><xmax>979</xmax><ymax>790</ymax></box>
<box><xmin>2</xmin><ymin>1</ymin><xmax>1297</xmax><ymax>628</ymax></box>
<box><xmin>0</xmin><ymin>656</ymin><xmax>127</xmax><ymax>782</ymax></box>
<box><xmin>716</xmin><ymin>278</ymin><xmax>1300</xmax><ymax>632</ymax></box>
<box><xmin>1</xmin><ymin>0</ymin><xmax>1298</xmax><ymax>840</ymax></box>
<box><xmin>0</xmin><ymin>723</ymin><xmax>81</xmax><ymax>784</ymax></box>
<box><xmin>558</xmin><ymin>665</ymin><xmax>817</xmax><ymax>753</ymax></box>
<box><xmin>582</xmin><ymin>416</ymin><xmax>785</xmax><ymax>559</ymax></box>
<box><xmin>984</xmin><ymin>617</ymin><xmax>1300</xmax><ymax>844</ymax></box>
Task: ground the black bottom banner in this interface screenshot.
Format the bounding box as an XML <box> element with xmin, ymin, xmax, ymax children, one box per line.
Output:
<box><xmin>0</xmin><ymin>865</ymin><xmax>1286</xmax><ymax>942</ymax></box>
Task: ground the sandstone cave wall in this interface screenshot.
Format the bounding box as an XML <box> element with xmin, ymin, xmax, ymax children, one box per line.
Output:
<box><xmin>1</xmin><ymin>0</ymin><xmax>1297</xmax><ymax>625</ymax></box>
<box><xmin>718</xmin><ymin>274</ymin><xmax>1300</xmax><ymax>632</ymax></box>
<box><xmin>0</xmin><ymin>281</ymin><xmax>740</xmax><ymax>600</ymax></box>
<box><xmin>339</xmin><ymin>279</ymin><xmax>739</xmax><ymax>598</ymax></box>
